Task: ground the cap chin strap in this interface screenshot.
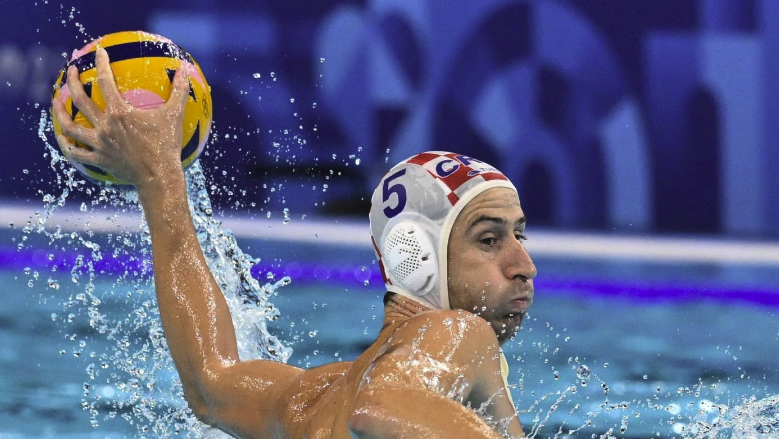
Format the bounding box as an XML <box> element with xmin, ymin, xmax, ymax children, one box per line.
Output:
<box><xmin>383</xmin><ymin>221</ymin><xmax>439</xmax><ymax>302</ymax></box>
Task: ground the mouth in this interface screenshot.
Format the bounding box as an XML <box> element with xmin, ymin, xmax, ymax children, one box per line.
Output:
<box><xmin>509</xmin><ymin>296</ymin><xmax>532</xmax><ymax>312</ymax></box>
<box><xmin>509</xmin><ymin>283</ymin><xmax>534</xmax><ymax>311</ymax></box>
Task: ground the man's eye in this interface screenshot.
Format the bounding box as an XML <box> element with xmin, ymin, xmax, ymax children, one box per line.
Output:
<box><xmin>480</xmin><ymin>237</ymin><xmax>498</xmax><ymax>246</ymax></box>
<box><xmin>515</xmin><ymin>233</ymin><xmax>528</xmax><ymax>242</ymax></box>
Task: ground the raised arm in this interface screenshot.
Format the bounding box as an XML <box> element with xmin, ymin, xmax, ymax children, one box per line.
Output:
<box><xmin>52</xmin><ymin>48</ymin><xmax>301</xmax><ymax>438</ymax></box>
<box><xmin>350</xmin><ymin>310</ymin><xmax>525</xmax><ymax>439</ymax></box>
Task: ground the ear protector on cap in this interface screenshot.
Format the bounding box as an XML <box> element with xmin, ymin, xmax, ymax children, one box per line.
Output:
<box><xmin>383</xmin><ymin>222</ymin><xmax>437</xmax><ymax>296</ymax></box>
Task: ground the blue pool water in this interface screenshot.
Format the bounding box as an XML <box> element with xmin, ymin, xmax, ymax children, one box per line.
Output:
<box><xmin>2</xmin><ymin>221</ymin><xmax>778</xmax><ymax>438</ymax></box>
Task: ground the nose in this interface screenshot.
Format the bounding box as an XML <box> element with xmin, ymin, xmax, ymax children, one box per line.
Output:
<box><xmin>504</xmin><ymin>238</ymin><xmax>537</xmax><ymax>281</ymax></box>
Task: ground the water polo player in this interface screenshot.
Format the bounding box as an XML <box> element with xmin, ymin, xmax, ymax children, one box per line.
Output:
<box><xmin>53</xmin><ymin>48</ymin><xmax>536</xmax><ymax>439</ymax></box>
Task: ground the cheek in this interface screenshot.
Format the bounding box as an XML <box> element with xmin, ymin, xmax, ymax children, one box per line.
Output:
<box><xmin>447</xmin><ymin>251</ymin><xmax>508</xmax><ymax>311</ymax></box>
<box><xmin>449</xmin><ymin>273</ymin><xmax>486</xmax><ymax>312</ymax></box>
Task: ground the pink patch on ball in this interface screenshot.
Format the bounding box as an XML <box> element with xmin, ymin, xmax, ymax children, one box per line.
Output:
<box><xmin>122</xmin><ymin>89</ymin><xmax>165</xmax><ymax>110</ymax></box>
<box><xmin>59</xmin><ymin>84</ymin><xmax>72</xmax><ymax>103</ymax></box>
<box><xmin>179</xmin><ymin>61</ymin><xmax>206</xmax><ymax>89</ymax></box>
<box><xmin>70</xmin><ymin>42</ymin><xmax>97</xmax><ymax>62</ymax></box>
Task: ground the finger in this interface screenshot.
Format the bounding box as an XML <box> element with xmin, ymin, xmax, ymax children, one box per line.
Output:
<box><xmin>66</xmin><ymin>65</ymin><xmax>102</xmax><ymax>125</ymax></box>
<box><xmin>95</xmin><ymin>48</ymin><xmax>124</xmax><ymax>110</ymax></box>
<box><xmin>164</xmin><ymin>66</ymin><xmax>190</xmax><ymax>114</ymax></box>
<box><xmin>53</xmin><ymin>99</ymin><xmax>99</xmax><ymax>147</ymax></box>
<box><xmin>56</xmin><ymin>134</ymin><xmax>101</xmax><ymax>167</ymax></box>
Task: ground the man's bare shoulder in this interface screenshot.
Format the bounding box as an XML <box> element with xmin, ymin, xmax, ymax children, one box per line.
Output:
<box><xmin>373</xmin><ymin>309</ymin><xmax>501</xmax><ymax>380</ymax></box>
<box><xmin>356</xmin><ymin>309</ymin><xmax>506</xmax><ymax>424</ymax></box>
<box><xmin>386</xmin><ymin>309</ymin><xmax>499</xmax><ymax>354</ymax></box>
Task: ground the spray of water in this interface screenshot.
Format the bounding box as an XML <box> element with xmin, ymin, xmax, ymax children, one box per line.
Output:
<box><xmin>28</xmin><ymin>95</ymin><xmax>779</xmax><ymax>438</ymax></box>
<box><xmin>29</xmin><ymin>110</ymin><xmax>291</xmax><ymax>438</ymax></box>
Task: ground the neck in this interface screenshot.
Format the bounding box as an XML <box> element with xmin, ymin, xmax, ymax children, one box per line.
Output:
<box><xmin>382</xmin><ymin>293</ymin><xmax>432</xmax><ymax>329</ymax></box>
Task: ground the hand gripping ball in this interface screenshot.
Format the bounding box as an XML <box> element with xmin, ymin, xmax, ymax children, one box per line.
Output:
<box><xmin>51</xmin><ymin>31</ymin><xmax>212</xmax><ymax>184</ymax></box>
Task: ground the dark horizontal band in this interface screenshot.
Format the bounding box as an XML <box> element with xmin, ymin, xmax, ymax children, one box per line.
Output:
<box><xmin>58</xmin><ymin>39</ymin><xmax>194</xmax><ymax>88</ymax></box>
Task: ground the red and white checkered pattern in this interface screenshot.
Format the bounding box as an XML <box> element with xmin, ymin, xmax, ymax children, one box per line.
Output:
<box><xmin>405</xmin><ymin>152</ymin><xmax>509</xmax><ymax>205</ymax></box>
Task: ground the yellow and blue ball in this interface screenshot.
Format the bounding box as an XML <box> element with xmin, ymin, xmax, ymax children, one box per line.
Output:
<box><xmin>51</xmin><ymin>31</ymin><xmax>212</xmax><ymax>184</ymax></box>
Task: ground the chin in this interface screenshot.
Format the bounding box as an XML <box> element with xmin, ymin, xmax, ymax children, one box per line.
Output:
<box><xmin>492</xmin><ymin>314</ymin><xmax>524</xmax><ymax>344</ymax></box>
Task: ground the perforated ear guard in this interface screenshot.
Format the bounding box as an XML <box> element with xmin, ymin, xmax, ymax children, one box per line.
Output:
<box><xmin>383</xmin><ymin>222</ymin><xmax>437</xmax><ymax>296</ymax></box>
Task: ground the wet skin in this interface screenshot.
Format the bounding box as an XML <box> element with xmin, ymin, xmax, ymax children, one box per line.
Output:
<box><xmin>53</xmin><ymin>48</ymin><xmax>531</xmax><ymax>439</ymax></box>
<box><xmin>447</xmin><ymin>188</ymin><xmax>536</xmax><ymax>344</ymax></box>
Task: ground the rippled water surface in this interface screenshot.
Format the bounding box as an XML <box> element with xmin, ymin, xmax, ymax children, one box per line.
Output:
<box><xmin>2</xmin><ymin>219</ymin><xmax>778</xmax><ymax>438</ymax></box>
<box><xmin>2</xmin><ymin>132</ymin><xmax>778</xmax><ymax>439</ymax></box>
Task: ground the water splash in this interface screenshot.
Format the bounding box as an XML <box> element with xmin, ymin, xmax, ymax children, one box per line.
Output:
<box><xmin>27</xmin><ymin>109</ymin><xmax>779</xmax><ymax>438</ymax></box>
<box><xmin>30</xmin><ymin>113</ymin><xmax>291</xmax><ymax>437</ymax></box>
<box><xmin>683</xmin><ymin>394</ymin><xmax>779</xmax><ymax>439</ymax></box>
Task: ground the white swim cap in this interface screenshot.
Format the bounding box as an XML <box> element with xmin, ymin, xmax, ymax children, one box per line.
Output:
<box><xmin>369</xmin><ymin>151</ymin><xmax>517</xmax><ymax>309</ymax></box>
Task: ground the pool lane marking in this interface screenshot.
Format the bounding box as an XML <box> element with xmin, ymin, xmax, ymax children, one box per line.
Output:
<box><xmin>2</xmin><ymin>203</ymin><xmax>779</xmax><ymax>266</ymax></box>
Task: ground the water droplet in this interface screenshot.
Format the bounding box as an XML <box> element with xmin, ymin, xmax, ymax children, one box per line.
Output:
<box><xmin>252</xmin><ymin>73</ymin><xmax>261</xmax><ymax>78</ymax></box>
<box><xmin>576</xmin><ymin>364</ymin><xmax>591</xmax><ymax>380</ymax></box>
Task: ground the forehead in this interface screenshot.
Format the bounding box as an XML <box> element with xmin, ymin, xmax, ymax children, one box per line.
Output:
<box><xmin>455</xmin><ymin>188</ymin><xmax>523</xmax><ymax>228</ymax></box>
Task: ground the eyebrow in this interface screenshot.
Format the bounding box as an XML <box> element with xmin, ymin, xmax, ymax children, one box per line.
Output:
<box><xmin>466</xmin><ymin>215</ymin><xmax>526</xmax><ymax>233</ymax></box>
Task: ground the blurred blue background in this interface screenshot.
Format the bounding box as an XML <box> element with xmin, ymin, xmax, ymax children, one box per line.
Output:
<box><xmin>2</xmin><ymin>2</ymin><xmax>779</xmax><ymax>438</ymax></box>
<box><xmin>2</xmin><ymin>0</ymin><xmax>779</xmax><ymax>238</ymax></box>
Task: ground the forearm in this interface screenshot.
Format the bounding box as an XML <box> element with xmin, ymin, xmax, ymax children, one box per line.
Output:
<box><xmin>350</xmin><ymin>387</ymin><xmax>515</xmax><ymax>439</ymax></box>
<box><xmin>137</xmin><ymin>172</ymin><xmax>239</xmax><ymax>406</ymax></box>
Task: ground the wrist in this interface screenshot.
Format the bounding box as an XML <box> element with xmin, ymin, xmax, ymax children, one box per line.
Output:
<box><xmin>136</xmin><ymin>170</ymin><xmax>187</xmax><ymax>205</ymax></box>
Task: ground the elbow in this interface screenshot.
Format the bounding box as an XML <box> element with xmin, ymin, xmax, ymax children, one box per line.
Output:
<box><xmin>179</xmin><ymin>371</ymin><xmax>225</xmax><ymax>427</ymax></box>
<box><xmin>182</xmin><ymin>385</ymin><xmax>214</xmax><ymax>424</ymax></box>
<box><xmin>178</xmin><ymin>363</ymin><xmax>228</xmax><ymax>425</ymax></box>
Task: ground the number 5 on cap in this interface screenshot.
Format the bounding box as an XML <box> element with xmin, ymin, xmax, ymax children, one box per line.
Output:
<box><xmin>382</xmin><ymin>169</ymin><xmax>407</xmax><ymax>218</ymax></box>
